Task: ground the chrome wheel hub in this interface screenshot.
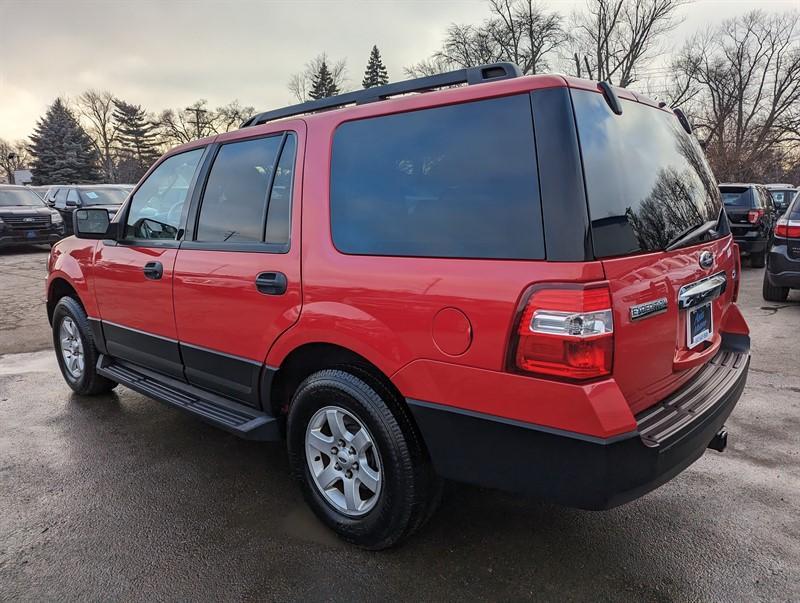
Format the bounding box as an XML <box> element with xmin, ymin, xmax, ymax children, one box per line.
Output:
<box><xmin>59</xmin><ymin>317</ymin><xmax>84</xmax><ymax>379</ymax></box>
<box><xmin>305</xmin><ymin>406</ymin><xmax>382</xmax><ymax>517</ymax></box>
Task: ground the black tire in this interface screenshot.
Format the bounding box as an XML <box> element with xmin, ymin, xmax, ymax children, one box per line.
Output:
<box><xmin>750</xmin><ymin>250</ymin><xmax>766</xmax><ymax>268</ymax></box>
<box><xmin>762</xmin><ymin>270</ymin><xmax>789</xmax><ymax>302</ymax></box>
<box><xmin>287</xmin><ymin>369</ymin><xmax>440</xmax><ymax>549</ymax></box>
<box><xmin>52</xmin><ymin>296</ymin><xmax>116</xmax><ymax>395</ymax></box>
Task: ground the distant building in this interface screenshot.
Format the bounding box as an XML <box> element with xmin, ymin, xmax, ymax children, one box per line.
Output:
<box><xmin>13</xmin><ymin>170</ymin><xmax>32</xmax><ymax>185</ymax></box>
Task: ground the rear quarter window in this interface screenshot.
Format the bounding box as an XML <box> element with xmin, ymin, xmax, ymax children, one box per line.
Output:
<box><xmin>330</xmin><ymin>94</ymin><xmax>544</xmax><ymax>260</ymax></box>
<box><xmin>790</xmin><ymin>198</ymin><xmax>800</xmax><ymax>220</ymax></box>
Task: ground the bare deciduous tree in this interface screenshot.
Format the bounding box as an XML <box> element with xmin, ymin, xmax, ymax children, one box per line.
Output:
<box><xmin>77</xmin><ymin>90</ymin><xmax>119</xmax><ymax>182</ymax></box>
<box><xmin>410</xmin><ymin>0</ymin><xmax>565</xmax><ymax>76</ymax></box>
<box><xmin>404</xmin><ymin>57</ymin><xmax>457</xmax><ymax>78</ymax></box>
<box><xmin>157</xmin><ymin>99</ymin><xmax>255</xmax><ymax>145</ymax></box>
<box><xmin>288</xmin><ymin>54</ymin><xmax>347</xmax><ymax>102</ymax></box>
<box><xmin>215</xmin><ymin>100</ymin><xmax>256</xmax><ymax>131</ymax></box>
<box><xmin>670</xmin><ymin>10</ymin><xmax>800</xmax><ymax>181</ymax></box>
<box><xmin>570</xmin><ymin>0</ymin><xmax>687</xmax><ymax>86</ymax></box>
<box><xmin>0</xmin><ymin>138</ymin><xmax>31</xmax><ymax>183</ymax></box>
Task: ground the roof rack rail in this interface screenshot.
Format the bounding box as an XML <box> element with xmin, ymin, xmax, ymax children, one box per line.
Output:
<box><xmin>241</xmin><ymin>62</ymin><xmax>522</xmax><ymax>128</ymax></box>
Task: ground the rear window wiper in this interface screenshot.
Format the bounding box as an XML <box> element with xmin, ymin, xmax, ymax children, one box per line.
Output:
<box><xmin>665</xmin><ymin>219</ymin><xmax>719</xmax><ymax>251</ymax></box>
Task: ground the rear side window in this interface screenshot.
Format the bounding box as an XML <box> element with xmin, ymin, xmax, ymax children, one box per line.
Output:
<box><xmin>195</xmin><ymin>133</ymin><xmax>295</xmax><ymax>245</ymax></box>
<box><xmin>573</xmin><ymin>90</ymin><xmax>722</xmax><ymax>257</ymax></box>
<box><xmin>790</xmin><ymin>197</ymin><xmax>800</xmax><ymax>220</ymax></box>
<box><xmin>720</xmin><ymin>187</ymin><xmax>754</xmax><ymax>208</ymax></box>
<box><xmin>330</xmin><ymin>95</ymin><xmax>544</xmax><ymax>259</ymax></box>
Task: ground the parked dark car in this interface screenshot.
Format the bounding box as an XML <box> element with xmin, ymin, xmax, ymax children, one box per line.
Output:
<box><xmin>766</xmin><ymin>183</ymin><xmax>797</xmax><ymax>214</ymax></box>
<box><xmin>0</xmin><ymin>185</ymin><xmax>65</xmax><ymax>247</ymax></box>
<box><xmin>719</xmin><ymin>183</ymin><xmax>778</xmax><ymax>267</ymax></box>
<box><xmin>763</xmin><ymin>192</ymin><xmax>800</xmax><ymax>301</ymax></box>
<box><xmin>48</xmin><ymin>185</ymin><xmax>133</xmax><ymax>234</ymax></box>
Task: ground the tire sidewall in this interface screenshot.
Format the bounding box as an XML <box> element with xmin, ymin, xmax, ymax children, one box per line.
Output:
<box><xmin>287</xmin><ymin>373</ymin><xmax>414</xmax><ymax>546</ymax></box>
<box><xmin>52</xmin><ymin>299</ymin><xmax>94</xmax><ymax>393</ymax></box>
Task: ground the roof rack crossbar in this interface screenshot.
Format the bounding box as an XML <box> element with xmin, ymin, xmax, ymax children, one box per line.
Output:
<box><xmin>241</xmin><ymin>62</ymin><xmax>522</xmax><ymax>128</ymax></box>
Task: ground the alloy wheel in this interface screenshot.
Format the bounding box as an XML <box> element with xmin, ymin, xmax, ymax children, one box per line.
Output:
<box><xmin>305</xmin><ymin>405</ymin><xmax>382</xmax><ymax>517</ymax></box>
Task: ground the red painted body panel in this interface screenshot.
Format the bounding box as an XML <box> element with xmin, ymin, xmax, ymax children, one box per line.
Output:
<box><xmin>92</xmin><ymin>244</ymin><xmax>179</xmax><ymax>339</ymax></box>
<box><xmin>173</xmin><ymin>249</ymin><xmax>302</xmax><ymax>362</ymax></box>
<box><xmin>392</xmin><ymin>360</ymin><xmax>637</xmax><ymax>438</ymax></box>
<box><xmin>47</xmin><ymin>237</ymin><xmax>100</xmax><ymax>317</ymax></box>
<box><xmin>601</xmin><ymin>236</ymin><xmax>737</xmax><ymax>415</ymax></box>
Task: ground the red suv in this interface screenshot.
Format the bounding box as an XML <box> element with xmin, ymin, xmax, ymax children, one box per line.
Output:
<box><xmin>46</xmin><ymin>64</ymin><xmax>750</xmax><ymax>549</ymax></box>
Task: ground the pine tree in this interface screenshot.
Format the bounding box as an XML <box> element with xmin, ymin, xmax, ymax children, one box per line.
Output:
<box><xmin>362</xmin><ymin>45</ymin><xmax>389</xmax><ymax>88</ymax></box>
<box><xmin>309</xmin><ymin>60</ymin><xmax>339</xmax><ymax>100</ymax></box>
<box><xmin>28</xmin><ymin>98</ymin><xmax>101</xmax><ymax>185</ymax></box>
<box><xmin>113</xmin><ymin>100</ymin><xmax>161</xmax><ymax>182</ymax></box>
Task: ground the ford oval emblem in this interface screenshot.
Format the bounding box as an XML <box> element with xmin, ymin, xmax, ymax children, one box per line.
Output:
<box><xmin>699</xmin><ymin>250</ymin><xmax>714</xmax><ymax>270</ymax></box>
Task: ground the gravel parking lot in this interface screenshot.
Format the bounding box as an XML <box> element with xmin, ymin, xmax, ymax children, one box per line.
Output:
<box><xmin>1</xmin><ymin>245</ymin><xmax>798</xmax><ymax>601</ymax></box>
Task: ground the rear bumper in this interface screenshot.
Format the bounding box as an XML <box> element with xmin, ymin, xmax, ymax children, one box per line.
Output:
<box><xmin>767</xmin><ymin>244</ymin><xmax>800</xmax><ymax>288</ymax></box>
<box><xmin>408</xmin><ymin>335</ymin><xmax>750</xmax><ymax>510</ymax></box>
<box><xmin>733</xmin><ymin>236</ymin><xmax>767</xmax><ymax>255</ymax></box>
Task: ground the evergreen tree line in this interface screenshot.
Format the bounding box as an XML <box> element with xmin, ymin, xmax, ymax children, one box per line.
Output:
<box><xmin>21</xmin><ymin>95</ymin><xmax>258</xmax><ymax>185</ymax></box>
<box><xmin>9</xmin><ymin>44</ymin><xmax>391</xmax><ymax>185</ymax></box>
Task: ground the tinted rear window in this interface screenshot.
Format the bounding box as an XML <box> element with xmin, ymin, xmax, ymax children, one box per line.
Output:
<box><xmin>330</xmin><ymin>94</ymin><xmax>544</xmax><ymax>259</ymax></box>
<box><xmin>720</xmin><ymin>187</ymin><xmax>754</xmax><ymax>208</ymax></box>
<box><xmin>573</xmin><ymin>90</ymin><xmax>722</xmax><ymax>257</ymax></box>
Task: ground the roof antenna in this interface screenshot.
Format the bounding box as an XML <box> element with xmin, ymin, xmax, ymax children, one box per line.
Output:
<box><xmin>598</xmin><ymin>81</ymin><xmax>622</xmax><ymax>115</ymax></box>
<box><xmin>673</xmin><ymin>108</ymin><xmax>692</xmax><ymax>134</ymax></box>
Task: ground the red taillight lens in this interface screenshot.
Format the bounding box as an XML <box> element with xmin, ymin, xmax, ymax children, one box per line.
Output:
<box><xmin>775</xmin><ymin>219</ymin><xmax>800</xmax><ymax>239</ymax></box>
<box><xmin>511</xmin><ymin>285</ymin><xmax>614</xmax><ymax>380</ymax></box>
<box><xmin>747</xmin><ymin>209</ymin><xmax>765</xmax><ymax>224</ymax></box>
<box><xmin>731</xmin><ymin>243</ymin><xmax>741</xmax><ymax>302</ymax></box>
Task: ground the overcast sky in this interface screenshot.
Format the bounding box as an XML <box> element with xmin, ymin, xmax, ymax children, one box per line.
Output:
<box><xmin>0</xmin><ymin>0</ymin><xmax>796</xmax><ymax>141</ymax></box>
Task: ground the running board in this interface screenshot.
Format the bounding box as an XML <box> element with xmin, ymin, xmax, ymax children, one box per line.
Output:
<box><xmin>97</xmin><ymin>355</ymin><xmax>281</xmax><ymax>441</ymax></box>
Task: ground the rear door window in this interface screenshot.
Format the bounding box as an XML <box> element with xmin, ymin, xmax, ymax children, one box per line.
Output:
<box><xmin>194</xmin><ymin>133</ymin><xmax>296</xmax><ymax>246</ymax></box>
<box><xmin>330</xmin><ymin>94</ymin><xmax>544</xmax><ymax>259</ymax></box>
<box><xmin>572</xmin><ymin>90</ymin><xmax>722</xmax><ymax>257</ymax></box>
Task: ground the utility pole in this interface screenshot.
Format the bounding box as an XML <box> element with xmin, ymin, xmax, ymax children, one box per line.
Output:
<box><xmin>185</xmin><ymin>106</ymin><xmax>209</xmax><ymax>140</ymax></box>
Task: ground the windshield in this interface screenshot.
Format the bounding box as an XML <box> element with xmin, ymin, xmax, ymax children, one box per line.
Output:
<box><xmin>78</xmin><ymin>188</ymin><xmax>129</xmax><ymax>206</ymax></box>
<box><xmin>572</xmin><ymin>90</ymin><xmax>722</xmax><ymax>257</ymax></box>
<box><xmin>0</xmin><ymin>188</ymin><xmax>46</xmax><ymax>207</ymax></box>
<box><xmin>720</xmin><ymin>187</ymin><xmax>754</xmax><ymax>208</ymax></box>
<box><xmin>769</xmin><ymin>189</ymin><xmax>796</xmax><ymax>208</ymax></box>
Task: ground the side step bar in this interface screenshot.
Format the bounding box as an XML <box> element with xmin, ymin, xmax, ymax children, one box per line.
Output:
<box><xmin>97</xmin><ymin>355</ymin><xmax>281</xmax><ymax>441</ymax></box>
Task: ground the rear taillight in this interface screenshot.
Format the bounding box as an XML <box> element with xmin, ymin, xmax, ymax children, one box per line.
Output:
<box><xmin>731</xmin><ymin>243</ymin><xmax>741</xmax><ymax>302</ymax></box>
<box><xmin>510</xmin><ymin>284</ymin><xmax>614</xmax><ymax>380</ymax></box>
<box><xmin>775</xmin><ymin>219</ymin><xmax>800</xmax><ymax>239</ymax></box>
<box><xmin>747</xmin><ymin>208</ymin><xmax>765</xmax><ymax>224</ymax></box>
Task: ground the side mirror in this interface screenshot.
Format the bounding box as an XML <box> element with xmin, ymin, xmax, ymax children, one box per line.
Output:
<box><xmin>65</xmin><ymin>199</ymin><xmax>81</xmax><ymax>207</ymax></box>
<box><xmin>73</xmin><ymin>208</ymin><xmax>115</xmax><ymax>240</ymax></box>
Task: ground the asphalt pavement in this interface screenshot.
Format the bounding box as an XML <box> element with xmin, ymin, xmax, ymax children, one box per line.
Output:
<box><xmin>0</xmin><ymin>246</ymin><xmax>798</xmax><ymax>601</ymax></box>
